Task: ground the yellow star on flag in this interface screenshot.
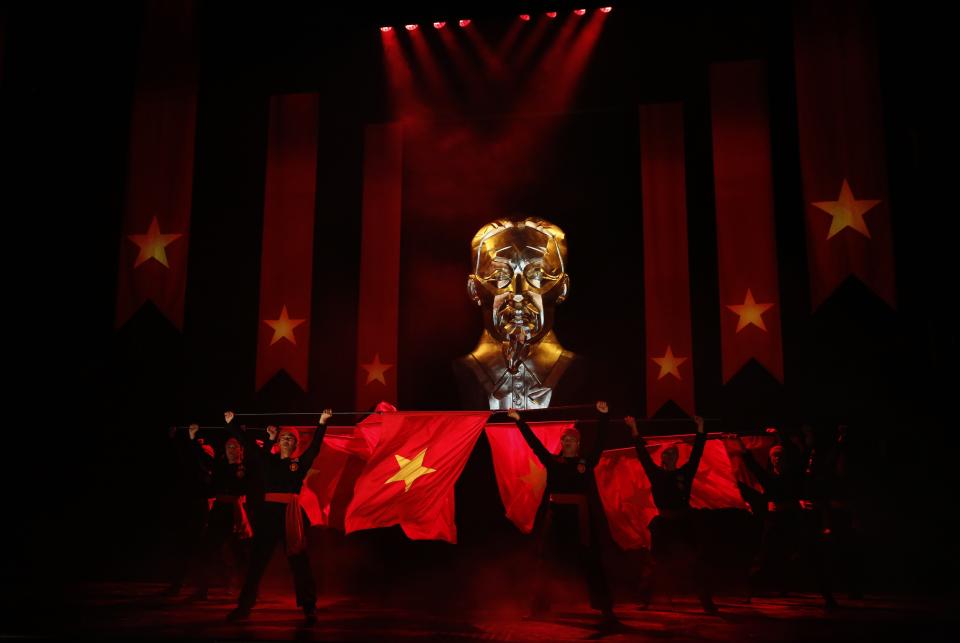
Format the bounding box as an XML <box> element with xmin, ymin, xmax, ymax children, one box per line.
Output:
<box><xmin>128</xmin><ymin>216</ymin><xmax>183</xmax><ymax>268</ymax></box>
<box><xmin>726</xmin><ymin>288</ymin><xmax>775</xmax><ymax>333</ymax></box>
<box><xmin>264</xmin><ymin>305</ymin><xmax>305</xmax><ymax>346</ymax></box>
<box><xmin>651</xmin><ymin>345</ymin><xmax>687</xmax><ymax>381</ymax></box>
<box><xmin>811</xmin><ymin>179</ymin><xmax>881</xmax><ymax>240</ymax></box>
<box><xmin>519</xmin><ymin>457</ymin><xmax>546</xmax><ymax>495</ymax></box>
<box><xmin>385</xmin><ymin>448</ymin><xmax>436</xmax><ymax>492</ymax></box>
<box><xmin>361</xmin><ymin>353</ymin><xmax>393</xmax><ymax>386</ymax></box>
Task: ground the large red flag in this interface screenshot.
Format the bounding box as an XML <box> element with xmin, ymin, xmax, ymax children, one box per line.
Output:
<box><xmin>115</xmin><ymin>0</ymin><xmax>196</xmax><ymax>329</ymax></box>
<box><xmin>640</xmin><ymin>103</ymin><xmax>696</xmax><ymax>416</ymax></box>
<box><xmin>484</xmin><ymin>421</ymin><xmax>574</xmax><ymax>533</ymax></box>
<box><xmin>594</xmin><ymin>439</ymin><xmax>746</xmax><ymax>550</ymax></box>
<box><xmin>345</xmin><ymin>412</ymin><xmax>490</xmax><ymax>543</ymax></box>
<box><xmin>710</xmin><ymin>61</ymin><xmax>785</xmax><ymax>383</ymax></box>
<box><xmin>794</xmin><ymin>0</ymin><xmax>895</xmax><ymax>309</ymax></box>
<box><xmin>294</xmin><ymin>405</ymin><xmax>393</xmax><ymax>529</ymax></box>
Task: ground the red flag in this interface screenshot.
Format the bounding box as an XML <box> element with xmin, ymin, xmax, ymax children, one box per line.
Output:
<box><xmin>355</xmin><ymin>124</ymin><xmax>403</xmax><ymax>410</ymax></box>
<box><xmin>484</xmin><ymin>421</ymin><xmax>574</xmax><ymax>533</ymax></box>
<box><xmin>345</xmin><ymin>412</ymin><xmax>489</xmax><ymax>543</ymax></box>
<box><xmin>640</xmin><ymin>103</ymin><xmax>696</xmax><ymax>416</ymax></box>
<box><xmin>723</xmin><ymin>434</ymin><xmax>777</xmax><ymax>494</ymax></box>
<box><xmin>115</xmin><ymin>0</ymin><xmax>196</xmax><ymax>329</ymax></box>
<box><xmin>794</xmin><ymin>0</ymin><xmax>895</xmax><ymax>309</ymax></box>
<box><xmin>594</xmin><ymin>439</ymin><xmax>746</xmax><ymax>550</ymax></box>
<box><xmin>293</xmin><ymin>408</ymin><xmax>391</xmax><ymax>529</ymax></box>
<box><xmin>255</xmin><ymin>93</ymin><xmax>319</xmax><ymax>391</ymax></box>
<box><xmin>710</xmin><ymin>61</ymin><xmax>785</xmax><ymax>383</ymax></box>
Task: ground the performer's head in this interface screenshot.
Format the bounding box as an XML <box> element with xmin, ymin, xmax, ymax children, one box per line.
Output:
<box><xmin>225</xmin><ymin>436</ymin><xmax>244</xmax><ymax>464</ymax></box>
<box><xmin>560</xmin><ymin>426</ymin><xmax>581</xmax><ymax>458</ymax></box>
<box><xmin>769</xmin><ymin>445</ymin><xmax>784</xmax><ymax>474</ymax></box>
<box><xmin>224</xmin><ymin>410</ymin><xmax>235</xmax><ymax>425</ymax></box>
<box><xmin>278</xmin><ymin>428</ymin><xmax>300</xmax><ymax>458</ymax></box>
<box><xmin>660</xmin><ymin>445</ymin><xmax>680</xmax><ymax>471</ymax></box>
<box><xmin>467</xmin><ymin>217</ymin><xmax>570</xmax><ymax>345</ymax></box>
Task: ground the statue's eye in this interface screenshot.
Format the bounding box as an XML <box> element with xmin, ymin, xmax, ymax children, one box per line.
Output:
<box><xmin>488</xmin><ymin>268</ymin><xmax>511</xmax><ymax>288</ymax></box>
<box><xmin>525</xmin><ymin>266</ymin><xmax>547</xmax><ymax>288</ymax></box>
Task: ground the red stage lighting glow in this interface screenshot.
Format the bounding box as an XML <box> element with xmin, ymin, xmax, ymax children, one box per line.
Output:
<box><xmin>600</xmin><ymin>7</ymin><xmax>613</xmax><ymax>13</ymax></box>
<box><xmin>433</xmin><ymin>21</ymin><xmax>446</xmax><ymax>29</ymax></box>
<box><xmin>458</xmin><ymin>19</ymin><xmax>471</xmax><ymax>27</ymax></box>
<box><xmin>380</xmin><ymin>26</ymin><xmax>393</xmax><ymax>32</ymax></box>
<box><xmin>546</xmin><ymin>11</ymin><xmax>557</xmax><ymax>19</ymax></box>
<box><xmin>574</xmin><ymin>9</ymin><xmax>587</xmax><ymax>16</ymax></box>
<box><xmin>405</xmin><ymin>24</ymin><xmax>418</xmax><ymax>31</ymax></box>
<box><xmin>520</xmin><ymin>14</ymin><xmax>531</xmax><ymax>21</ymax></box>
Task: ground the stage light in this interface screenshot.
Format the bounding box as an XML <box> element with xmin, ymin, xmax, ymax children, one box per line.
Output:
<box><xmin>545</xmin><ymin>11</ymin><xmax>557</xmax><ymax>19</ymax></box>
<box><xmin>600</xmin><ymin>7</ymin><xmax>613</xmax><ymax>13</ymax></box>
<box><xmin>574</xmin><ymin>9</ymin><xmax>586</xmax><ymax>16</ymax></box>
<box><xmin>520</xmin><ymin>14</ymin><xmax>531</xmax><ymax>21</ymax></box>
<box><xmin>433</xmin><ymin>21</ymin><xmax>446</xmax><ymax>29</ymax></box>
<box><xmin>405</xmin><ymin>24</ymin><xmax>418</xmax><ymax>31</ymax></box>
<box><xmin>459</xmin><ymin>19</ymin><xmax>471</xmax><ymax>27</ymax></box>
<box><xmin>380</xmin><ymin>26</ymin><xmax>393</xmax><ymax>32</ymax></box>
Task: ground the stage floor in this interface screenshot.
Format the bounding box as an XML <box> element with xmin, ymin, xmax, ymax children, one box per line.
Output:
<box><xmin>16</xmin><ymin>583</ymin><xmax>958</xmax><ymax>641</ymax></box>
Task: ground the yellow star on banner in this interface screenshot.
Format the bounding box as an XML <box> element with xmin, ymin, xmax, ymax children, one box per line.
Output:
<box><xmin>811</xmin><ymin>179</ymin><xmax>881</xmax><ymax>240</ymax></box>
<box><xmin>128</xmin><ymin>216</ymin><xmax>183</xmax><ymax>268</ymax></box>
<box><xmin>651</xmin><ymin>345</ymin><xmax>687</xmax><ymax>381</ymax></box>
<box><xmin>385</xmin><ymin>448</ymin><xmax>436</xmax><ymax>492</ymax></box>
<box><xmin>264</xmin><ymin>305</ymin><xmax>305</xmax><ymax>346</ymax></box>
<box><xmin>361</xmin><ymin>353</ymin><xmax>393</xmax><ymax>386</ymax></box>
<box><xmin>726</xmin><ymin>288</ymin><xmax>775</xmax><ymax>333</ymax></box>
<box><xmin>519</xmin><ymin>457</ymin><xmax>546</xmax><ymax>495</ymax></box>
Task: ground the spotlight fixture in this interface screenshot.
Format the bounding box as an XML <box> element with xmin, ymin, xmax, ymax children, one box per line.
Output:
<box><xmin>459</xmin><ymin>19</ymin><xmax>471</xmax><ymax>27</ymax></box>
<box><xmin>600</xmin><ymin>7</ymin><xmax>613</xmax><ymax>13</ymax></box>
<box><xmin>433</xmin><ymin>21</ymin><xmax>446</xmax><ymax>29</ymax></box>
<box><xmin>574</xmin><ymin>9</ymin><xmax>586</xmax><ymax>16</ymax></box>
<box><xmin>405</xmin><ymin>24</ymin><xmax>418</xmax><ymax>31</ymax></box>
<box><xmin>545</xmin><ymin>11</ymin><xmax>557</xmax><ymax>19</ymax></box>
<box><xmin>519</xmin><ymin>14</ymin><xmax>531</xmax><ymax>21</ymax></box>
<box><xmin>380</xmin><ymin>26</ymin><xmax>393</xmax><ymax>32</ymax></box>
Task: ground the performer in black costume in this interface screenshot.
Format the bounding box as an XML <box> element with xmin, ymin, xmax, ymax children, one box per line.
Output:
<box><xmin>626</xmin><ymin>415</ymin><xmax>716</xmax><ymax>613</ymax></box>
<box><xmin>228</xmin><ymin>409</ymin><xmax>332</xmax><ymax>623</ymax></box>
<box><xmin>162</xmin><ymin>422</ymin><xmax>214</xmax><ymax>596</ymax></box>
<box><xmin>188</xmin><ymin>412</ymin><xmax>255</xmax><ymax>600</ymax></box>
<box><xmin>732</xmin><ymin>428</ymin><xmax>836</xmax><ymax>608</ymax></box>
<box><xmin>507</xmin><ymin>401</ymin><xmax>619</xmax><ymax>629</ymax></box>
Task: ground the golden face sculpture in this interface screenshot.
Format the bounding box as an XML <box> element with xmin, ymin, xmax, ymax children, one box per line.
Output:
<box><xmin>467</xmin><ymin>218</ymin><xmax>570</xmax><ymax>346</ymax></box>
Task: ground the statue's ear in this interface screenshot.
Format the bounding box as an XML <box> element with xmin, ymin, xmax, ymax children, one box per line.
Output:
<box><xmin>467</xmin><ymin>276</ymin><xmax>482</xmax><ymax>306</ymax></box>
<box><xmin>556</xmin><ymin>274</ymin><xmax>570</xmax><ymax>304</ymax></box>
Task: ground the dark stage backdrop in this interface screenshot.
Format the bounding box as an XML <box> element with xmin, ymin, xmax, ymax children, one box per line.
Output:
<box><xmin>2</xmin><ymin>0</ymin><xmax>955</xmax><ymax>609</ymax></box>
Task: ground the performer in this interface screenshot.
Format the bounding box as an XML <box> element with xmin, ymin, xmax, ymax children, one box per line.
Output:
<box><xmin>228</xmin><ymin>409</ymin><xmax>332</xmax><ymax>623</ymax></box>
<box><xmin>626</xmin><ymin>415</ymin><xmax>716</xmax><ymax>613</ymax></box>
<box><xmin>189</xmin><ymin>413</ymin><xmax>255</xmax><ymax>600</ymax></box>
<box><xmin>732</xmin><ymin>428</ymin><xmax>836</xmax><ymax>608</ymax></box>
<box><xmin>507</xmin><ymin>401</ymin><xmax>619</xmax><ymax>629</ymax></box>
<box><xmin>162</xmin><ymin>422</ymin><xmax>214</xmax><ymax>596</ymax></box>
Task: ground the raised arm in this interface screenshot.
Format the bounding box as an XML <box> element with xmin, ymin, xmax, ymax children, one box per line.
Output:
<box><xmin>585</xmin><ymin>400</ymin><xmax>610</xmax><ymax>467</ymax></box>
<box><xmin>297</xmin><ymin>409</ymin><xmax>332</xmax><ymax>471</ymax></box>
<box><xmin>625</xmin><ymin>415</ymin><xmax>660</xmax><ymax>479</ymax></box>
<box><xmin>683</xmin><ymin>415</ymin><xmax>707</xmax><ymax>475</ymax></box>
<box><xmin>507</xmin><ymin>409</ymin><xmax>554</xmax><ymax>467</ymax></box>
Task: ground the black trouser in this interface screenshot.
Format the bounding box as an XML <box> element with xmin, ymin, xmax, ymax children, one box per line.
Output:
<box><xmin>533</xmin><ymin>503</ymin><xmax>613</xmax><ymax>613</ymax></box>
<box><xmin>236</xmin><ymin>502</ymin><xmax>315</xmax><ymax>610</ymax></box>
<box><xmin>750</xmin><ymin>509</ymin><xmax>832</xmax><ymax>601</ymax></box>
<box><xmin>195</xmin><ymin>502</ymin><xmax>249</xmax><ymax>592</ymax></box>
<box><xmin>647</xmin><ymin>512</ymin><xmax>714</xmax><ymax>608</ymax></box>
<box><xmin>168</xmin><ymin>497</ymin><xmax>209</xmax><ymax>590</ymax></box>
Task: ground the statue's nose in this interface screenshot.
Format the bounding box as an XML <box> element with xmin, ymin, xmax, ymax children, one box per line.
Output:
<box><xmin>511</xmin><ymin>270</ymin><xmax>528</xmax><ymax>295</ymax></box>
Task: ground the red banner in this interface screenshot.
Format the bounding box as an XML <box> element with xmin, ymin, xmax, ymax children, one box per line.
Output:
<box><xmin>794</xmin><ymin>0</ymin><xmax>895</xmax><ymax>309</ymax></box>
<box><xmin>640</xmin><ymin>103</ymin><xmax>695</xmax><ymax>416</ymax></box>
<box><xmin>710</xmin><ymin>61</ymin><xmax>785</xmax><ymax>383</ymax></box>
<box><xmin>594</xmin><ymin>438</ymin><xmax>747</xmax><ymax>550</ymax></box>
<box><xmin>484</xmin><ymin>421</ymin><xmax>574</xmax><ymax>533</ymax></box>
<box><xmin>355</xmin><ymin>124</ymin><xmax>403</xmax><ymax>410</ymax></box>
<box><xmin>255</xmin><ymin>94</ymin><xmax>319</xmax><ymax>391</ymax></box>
<box><xmin>345</xmin><ymin>411</ymin><xmax>489</xmax><ymax>543</ymax></box>
<box><xmin>115</xmin><ymin>0</ymin><xmax>196</xmax><ymax>329</ymax></box>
